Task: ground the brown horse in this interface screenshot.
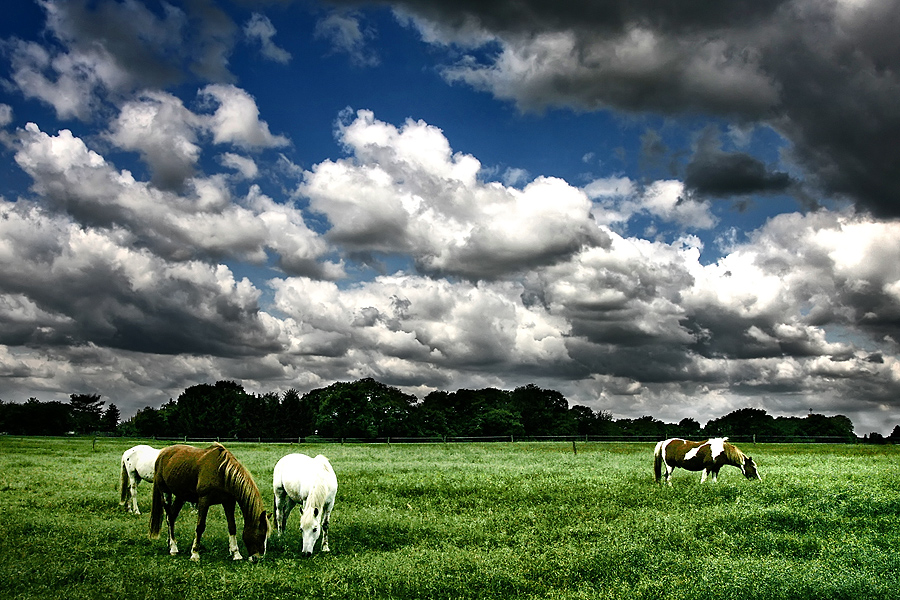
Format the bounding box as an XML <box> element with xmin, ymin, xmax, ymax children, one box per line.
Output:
<box><xmin>149</xmin><ymin>443</ymin><xmax>269</xmax><ymax>562</ymax></box>
<box><xmin>654</xmin><ymin>437</ymin><xmax>760</xmax><ymax>485</ymax></box>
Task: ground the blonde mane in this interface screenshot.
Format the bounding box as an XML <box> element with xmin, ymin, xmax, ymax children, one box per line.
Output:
<box><xmin>217</xmin><ymin>446</ymin><xmax>266</xmax><ymax>519</ymax></box>
<box><xmin>723</xmin><ymin>440</ymin><xmax>747</xmax><ymax>466</ymax></box>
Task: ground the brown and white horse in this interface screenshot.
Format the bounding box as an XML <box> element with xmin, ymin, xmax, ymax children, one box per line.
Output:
<box><xmin>654</xmin><ymin>437</ymin><xmax>760</xmax><ymax>485</ymax></box>
<box><xmin>149</xmin><ymin>443</ymin><xmax>269</xmax><ymax>562</ymax></box>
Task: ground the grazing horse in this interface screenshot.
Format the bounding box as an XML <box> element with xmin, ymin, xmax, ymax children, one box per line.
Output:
<box><xmin>654</xmin><ymin>437</ymin><xmax>760</xmax><ymax>485</ymax></box>
<box><xmin>119</xmin><ymin>444</ymin><xmax>160</xmax><ymax>515</ymax></box>
<box><xmin>273</xmin><ymin>453</ymin><xmax>337</xmax><ymax>557</ymax></box>
<box><xmin>149</xmin><ymin>443</ymin><xmax>269</xmax><ymax>562</ymax></box>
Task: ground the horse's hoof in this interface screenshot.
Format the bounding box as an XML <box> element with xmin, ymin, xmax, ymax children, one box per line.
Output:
<box><xmin>190</xmin><ymin>554</ymin><xmax>200</xmax><ymax>562</ymax></box>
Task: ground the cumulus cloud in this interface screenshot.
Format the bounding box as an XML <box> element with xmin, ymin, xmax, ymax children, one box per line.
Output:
<box><xmin>300</xmin><ymin>109</ymin><xmax>608</xmax><ymax>279</ymax></box>
<box><xmin>6</xmin><ymin>0</ymin><xmax>242</xmax><ymax>121</ymax></box>
<box><xmin>0</xmin><ymin>201</ymin><xmax>279</xmax><ymax>357</ymax></box>
<box><xmin>376</xmin><ymin>0</ymin><xmax>900</xmax><ymax>216</ymax></box>
<box><xmin>13</xmin><ymin>122</ymin><xmax>333</xmax><ymax>276</ymax></box>
<box><xmin>106</xmin><ymin>91</ymin><xmax>202</xmax><ymax>190</ymax></box>
<box><xmin>200</xmin><ymin>84</ymin><xmax>290</xmax><ymax>149</ymax></box>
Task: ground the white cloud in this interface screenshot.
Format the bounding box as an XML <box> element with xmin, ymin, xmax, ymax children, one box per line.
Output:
<box><xmin>219</xmin><ymin>152</ymin><xmax>258</xmax><ymax>179</ymax></box>
<box><xmin>301</xmin><ymin>109</ymin><xmax>608</xmax><ymax>278</ymax></box>
<box><xmin>244</xmin><ymin>13</ymin><xmax>291</xmax><ymax>64</ymax></box>
<box><xmin>200</xmin><ymin>84</ymin><xmax>289</xmax><ymax>149</ymax></box>
<box><xmin>13</xmin><ymin>123</ymin><xmax>331</xmax><ymax>276</ymax></box>
<box><xmin>315</xmin><ymin>11</ymin><xmax>379</xmax><ymax>67</ymax></box>
<box><xmin>106</xmin><ymin>91</ymin><xmax>202</xmax><ymax>189</ymax></box>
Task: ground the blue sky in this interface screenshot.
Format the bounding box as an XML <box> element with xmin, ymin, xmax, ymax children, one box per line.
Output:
<box><xmin>1</xmin><ymin>0</ymin><xmax>899</xmax><ymax>435</ymax></box>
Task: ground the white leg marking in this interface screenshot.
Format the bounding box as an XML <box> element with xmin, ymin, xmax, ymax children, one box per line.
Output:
<box><xmin>700</xmin><ymin>469</ymin><xmax>709</xmax><ymax>483</ymax></box>
<box><xmin>228</xmin><ymin>534</ymin><xmax>243</xmax><ymax>560</ymax></box>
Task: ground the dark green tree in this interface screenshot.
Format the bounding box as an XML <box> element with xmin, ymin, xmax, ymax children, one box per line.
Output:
<box><xmin>277</xmin><ymin>388</ymin><xmax>319</xmax><ymax>438</ymax></box>
<box><xmin>511</xmin><ymin>384</ymin><xmax>572</xmax><ymax>436</ymax></box>
<box><xmin>0</xmin><ymin>398</ymin><xmax>73</xmax><ymax>435</ymax></box>
<box><xmin>69</xmin><ymin>393</ymin><xmax>104</xmax><ymax>434</ymax></box>
<box><xmin>101</xmin><ymin>403</ymin><xmax>120</xmax><ymax>432</ymax></box>
<box><xmin>313</xmin><ymin>378</ymin><xmax>418</xmax><ymax>438</ymax></box>
<box><xmin>120</xmin><ymin>406</ymin><xmax>166</xmax><ymax>437</ymax></box>
<box><xmin>705</xmin><ymin>408</ymin><xmax>777</xmax><ymax>437</ymax></box>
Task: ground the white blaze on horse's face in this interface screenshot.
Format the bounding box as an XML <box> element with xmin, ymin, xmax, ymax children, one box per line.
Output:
<box><xmin>300</xmin><ymin>505</ymin><xmax>322</xmax><ymax>557</ymax></box>
<box><xmin>742</xmin><ymin>456</ymin><xmax>761</xmax><ymax>480</ymax></box>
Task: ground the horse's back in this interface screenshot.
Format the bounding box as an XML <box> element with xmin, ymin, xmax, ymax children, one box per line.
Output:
<box><xmin>275</xmin><ymin>453</ymin><xmax>336</xmax><ymax>501</ymax></box>
<box><xmin>123</xmin><ymin>444</ymin><xmax>160</xmax><ymax>481</ymax></box>
<box><xmin>154</xmin><ymin>444</ymin><xmax>212</xmax><ymax>497</ymax></box>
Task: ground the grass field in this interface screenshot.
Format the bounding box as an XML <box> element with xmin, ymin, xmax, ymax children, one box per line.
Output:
<box><xmin>1</xmin><ymin>437</ymin><xmax>898</xmax><ymax>600</ymax></box>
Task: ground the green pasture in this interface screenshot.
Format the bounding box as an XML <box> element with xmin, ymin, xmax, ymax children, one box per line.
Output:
<box><xmin>1</xmin><ymin>437</ymin><xmax>898</xmax><ymax>599</ymax></box>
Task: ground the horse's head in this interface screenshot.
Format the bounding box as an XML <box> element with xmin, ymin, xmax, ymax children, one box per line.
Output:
<box><xmin>742</xmin><ymin>456</ymin><xmax>761</xmax><ymax>480</ymax></box>
<box><xmin>243</xmin><ymin>511</ymin><xmax>270</xmax><ymax>562</ymax></box>
<box><xmin>299</xmin><ymin>504</ymin><xmax>324</xmax><ymax>557</ymax></box>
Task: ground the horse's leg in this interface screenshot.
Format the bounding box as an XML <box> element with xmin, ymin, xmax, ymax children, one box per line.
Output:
<box><xmin>130</xmin><ymin>475</ymin><xmax>141</xmax><ymax>515</ymax></box>
<box><xmin>222</xmin><ymin>498</ymin><xmax>243</xmax><ymax>560</ymax></box>
<box><xmin>164</xmin><ymin>494</ymin><xmax>185</xmax><ymax>555</ymax></box>
<box><xmin>190</xmin><ymin>498</ymin><xmax>211</xmax><ymax>562</ymax></box>
<box><xmin>321</xmin><ymin>502</ymin><xmax>333</xmax><ymax>552</ymax></box>
<box><xmin>700</xmin><ymin>468</ymin><xmax>709</xmax><ymax>483</ymax></box>
<box><xmin>664</xmin><ymin>463</ymin><xmax>674</xmax><ymax>486</ymax></box>
<box><xmin>274</xmin><ymin>488</ymin><xmax>293</xmax><ymax>535</ymax></box>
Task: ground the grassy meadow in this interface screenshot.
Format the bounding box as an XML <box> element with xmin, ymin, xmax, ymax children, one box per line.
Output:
<box><xmin>1</xmin><ymin>437</ymin><xmax>898</xmax><ymax>600</ymax></box>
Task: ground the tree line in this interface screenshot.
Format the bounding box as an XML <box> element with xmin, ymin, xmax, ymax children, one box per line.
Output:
<box><xmin>0</xmin><ymin>378</ymin><xmax>895</xmax><ymax>442</ymax></box>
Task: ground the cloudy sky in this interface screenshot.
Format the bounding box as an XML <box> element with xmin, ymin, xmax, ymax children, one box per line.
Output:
<box><xmin>2</xmin><ymin>0</ymin><xmax>899</xmax><ymax>435</ymax></box>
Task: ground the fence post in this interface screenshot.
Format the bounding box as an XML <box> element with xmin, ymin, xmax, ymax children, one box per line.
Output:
<box><xmin>572</xmin><ymin>440</ymin><xmax>577</xmax><ymax>456</ymax></box>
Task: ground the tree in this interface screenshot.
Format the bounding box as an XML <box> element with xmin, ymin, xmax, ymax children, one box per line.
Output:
<box><xmin>69</xmin><ymin>394</ymin><xmax>104</xmax><ymax>434</ymax></box>
<box><xmin>101</xmin><ymin>403</ymin><xmax>120</xmax><ymax>432</ymax></box>
<box><xmin>0</xmin><ymin>398</ymin><xmax>73</xmax><ymax>435</ymax></box>
<box><xmin>120</xmin><ymin>406</ymin><xmax>165</xmax><ymax>437</ymax></box>
<box><xmin>277</xmin><ymin>388</ymin><xmax>318</xmax><ymax>438</ymax></box>
<box><xmin>313</xmin><ymin>378</ymin><xmax>418</xmax><ymax>438</ymax></box>
<box><xmin>890</xmin><ymin>425</ymin><xmax>900</xmax><ymax>444</ymax></box>
<box><xmin>705</xmin><ymin>408</ymin><xmax>777</xmax><ymax>437</ymax></box>
<box><xmin>511</xmin><ymin>384</ymin><xmax>572</xmax><ymax>436</ymax></box>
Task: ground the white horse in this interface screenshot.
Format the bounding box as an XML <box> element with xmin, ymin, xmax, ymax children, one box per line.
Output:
<box><xmin>119</xmin><ymin>444</ymin><xmax>160</xmax><ymax>514</ymax></box>
<box><xmin>273</xmin><ymin>453</ymin><xmax>337</xmax><ymax>557</ymax></box>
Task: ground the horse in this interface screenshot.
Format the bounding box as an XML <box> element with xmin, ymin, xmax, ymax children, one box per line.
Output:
<box><xmin>119</xmin><ymin>444</ymin><xmax>160</xmax><ymax>515</ymax></box>
<box><xmin>654</xmin><ymin>437</ymin><xmax>760</xmax><ymax>485</ymax></box>
<box><xmin>272</xmin><ymin>453</ymin><xmax>337</xmax><ymax>557</ymax></box>
<box><xmin>149</xmin><ymin>443</ymin><xmax>269</xmax><ymax>562</ymax></box>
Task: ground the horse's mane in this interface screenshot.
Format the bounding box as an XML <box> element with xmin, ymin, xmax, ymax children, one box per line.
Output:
<box><xmin>307</xmin><ymin>475</ymin><xmax>330</xmax><ymax>509</ymax></box>
<box><xmin>723</xmin><ymin>439</ymin><xmax>747</xmax><ymax>465</ymax></box>
<box><xmin>215</xmin><ymin>444</ymin><xmax>266</xmax><ymax>518</ymax></box>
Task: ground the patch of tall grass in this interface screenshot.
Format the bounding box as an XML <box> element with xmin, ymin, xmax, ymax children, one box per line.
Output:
<box><xmin>1</xmin><ymin>438</ymin><xmax>898</xmax><ymax>599</ymax></box>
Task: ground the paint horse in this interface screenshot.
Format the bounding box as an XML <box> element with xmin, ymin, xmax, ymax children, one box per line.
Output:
<box><xmin>149</xmin><ymin>443</ymin><xmax>269</xmax><ymax>562</ymax></box>
<box><xmin>119</xmin><ymin>444</ymin><xmax>160</xmax><ymax>515</ymax></box>
<box><xmin>654</xmin><ymin>437</ymin><xmax>760</xmax><ymax>485</ymax></box>
<box><xmin>273</xmin><ymin>453</ymin><xmax>337</xmax><ymax>557</ymax></box>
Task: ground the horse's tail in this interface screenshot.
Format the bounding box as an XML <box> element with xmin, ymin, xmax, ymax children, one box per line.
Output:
<box><xmin>119</xmin><ymin>457</ymin><xmax>130</xmax><ymax>505</ymax></box>
<box><xmin>653</xmin><ymin>440</ymin><xmax>665</xmax><ymax>483</ymax></box>
<box><xmin>148</xmin><ymin>479</ymin><xmax>164</xmax><ymax>539</ymax></box>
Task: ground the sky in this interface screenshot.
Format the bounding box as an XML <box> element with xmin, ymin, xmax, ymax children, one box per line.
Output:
<box><xmin>1</xmin><ymin>0</ymin><xmax>899</xmax><ymax>435</ymax></box>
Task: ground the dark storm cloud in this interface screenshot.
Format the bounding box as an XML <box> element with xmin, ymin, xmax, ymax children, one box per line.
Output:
<box><xmin>685</xmin><ymin>150</ymin><xmax>792</xmax><ymax>197</ymax></box>
<box><xmin>361</xmin><ymin>0</ymin><xmax>900</xmax><ymax>217</ymax></box>
<box><xmin>34</xmin><ymin>0</ymin><xmax>237</xmax><ymax>97</ymax></box>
